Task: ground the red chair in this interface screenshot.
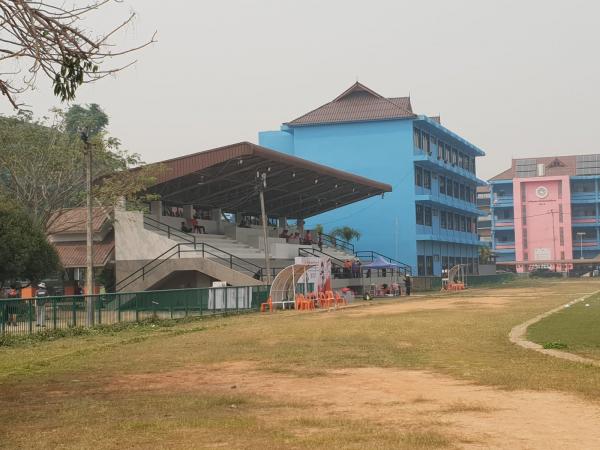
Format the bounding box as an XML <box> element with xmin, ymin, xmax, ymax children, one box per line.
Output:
<box><xmin>260</xmin><ymin>296</ymin><xmax>273</xmax><ymax>313</ymax></box>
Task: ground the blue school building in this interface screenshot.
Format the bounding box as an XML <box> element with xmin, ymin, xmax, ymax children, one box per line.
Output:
<box><xmin>259</xmin><ymin>82</ymin><xmax>486</xmax><ymax>276</ymax></box>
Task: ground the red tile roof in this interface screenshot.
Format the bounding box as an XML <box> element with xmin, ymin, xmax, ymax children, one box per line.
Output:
<box><xmin>490</xmin><ymin>156</ymin><xmax>578</xmax><ymax>180</ymax></box>
<box><xmin>286</xmin><ymin>82</ymin><xmax>415</xmax><ymax>127</ymax></box>
<box><xmin>47</xmin><ymin>207</ymin><xmax>112</xmax><ymax>235</ymax></box>
<box><xmin>53</xmin><ymin>235</ymin><xmax>114</xmax><ymax>268</ymax></box>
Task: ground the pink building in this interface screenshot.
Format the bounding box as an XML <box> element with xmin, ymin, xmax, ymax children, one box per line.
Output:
<box><xmin>489</xmin><ymin>155</ymin><xmax>600</xmax><ymax>273</ymax></box>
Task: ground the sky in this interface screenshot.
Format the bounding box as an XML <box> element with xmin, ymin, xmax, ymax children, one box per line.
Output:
<box><xmin>1</xmin><ymin>0</ymin><xmax>599</xmax><ymax>180</ymax></box>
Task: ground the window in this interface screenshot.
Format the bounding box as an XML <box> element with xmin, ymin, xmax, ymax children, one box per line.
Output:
<box><xmin>558</xmin><ymin>181</ymin><xmax>562</xmax><ymax>199</ymax></box>
<box><xmin>524</xmin><ymin>252</ymin><xmax>528</xmax><ymax>261</ymax></box>
<box><xmin>522</xmin><ymin>205</ymin><xmax>526</xmax><ymax>226</ymax></box>
<box><xmin>559</xmin><ymin>227</ymin><xmax>564</xmax><ymax>246</ymax></box>
<box><xmin>441</xmin><ymin>211</ymin><xmax>447</xmax><ymax>228</ymax></box>
<box><xmin>521</xmin><ymin>187</ymin><xmax>526</xmax><ymax>202</ymax></box>
<box><xmin>460</xmin><ymin>184</ymin><xmax>466</xmax><ymax>201</ymax></box>
<box><xmin>414</xmin><ymin>128</ymin><xmax>421</xmax><ymax>149</ymax></box>
<box><xmin>452</xmin><ymin>148</ymin><xmax>458</xmax><ymax>165</ymax></box>
<box><xmin>442</xmin><ymin>256</ymin><xmax>449</xmax><ymax>271</ymax></box>
<box><xmin>423</xmin><ymin>170</ymin><xmax>431</xmax><ymax>189</ymax></box>
<box><xmin>460</xmin><ymin>216</ymin><xmax>466</xmax><ymax>232</ymax></box>
<box><xmin>416</xmin><ymin>204</ymin><xmax>424</xmax><ymax>225</ymax></box>
<box><xmin>454</xmin><ymin>213</ymin><xmax>460</xmax><ymax>231</ymax></box>
<box><xmin>443</xmin><ymin>143</ymin><xmax>450</xmax><ymax>163</ymax></box>
<box><xmin>424</xmin><ymin>207</ymin><xmax>432</xmax><ymax>226</ymax></box>
<box><xmin>424</xmin><ymin>133</ymin><xmax>431</xmax><ymax>155</ymax></box>
<box><xmin>436</xmin><ymin>139</ymin><xmax>442</xmax><ymax>160</ymax></box>
<box><xmin>417</xmin><ymin>256</ymin><xmax>425</xmax><ymax>276</ymax></box>
<box><xmin>415</xmin><ymin>166</ymin><xmax>423</xmax><ymax>186</ymax></box>
<box><xmin>448</xmin><ymin>213</ymin><xmax>454</xmax><ymax>230</ymax></box>
<box><xmin>426</xmin><ymin>256</ymin><xmax>434</xmax><ymax>275</ymax></box>
<box><xmin>439</xmin><ymin>176</ymin><xmax>446</xmax><ymax>194</ymax></box>
<box><xmin>466</xmin><ymin>186</ymin><xmax>471</xmax><ymax>203</ymax></box>
<box><xmin>453</xmin><ymin>181</ymin><xmax>459</xmax><ymax>198</ymax></box>
<box><xmin>559</xmin><ymin>204</ymin><xmax>563</xmax><ymax>223</ymax></box>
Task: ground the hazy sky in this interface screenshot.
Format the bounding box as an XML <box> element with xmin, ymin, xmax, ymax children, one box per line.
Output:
<box><xmin>1</xmin><ymin>0</ymin><xmax>599</xmax><ymax>180</ymax></box>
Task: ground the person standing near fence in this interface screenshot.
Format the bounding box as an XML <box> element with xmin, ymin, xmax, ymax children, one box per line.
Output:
<box><xmin>35</xmin><ymin>282</ymin><xmax>49</xmax><ymax>327</ymax></box>
<box><xmin>404</xmin><ymin>275</ymin><xmax>412</xmax><ymax>296</ymax></box>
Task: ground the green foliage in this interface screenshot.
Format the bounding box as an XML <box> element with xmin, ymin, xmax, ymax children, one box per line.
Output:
<box><xmin>53</xmin><ymin>57</ymin><xmax>99</xmax><ymax>103</ymax></box>
<box><xmin>313</xmin><ymin>224</ymin><xmax>324</xmax><ymax>235</ymax></box>
<box><xmin>0</xmin><ymin>107</ymin><xmax>162</xmax><ymax>231</ymax></box>
<box><xmin>0</xmin><ymin>198</ymin><xmax>60</xmax><ymax>286</ymax></box>
<box><xmin>479</xmin><ymin>245</ymin><xmax>493</xmax><ymax>264</ymax></box>
<box><xmin>330</xmin><ymin>226</ymin><xmax>361</xmax><ymax>242</ymax></box>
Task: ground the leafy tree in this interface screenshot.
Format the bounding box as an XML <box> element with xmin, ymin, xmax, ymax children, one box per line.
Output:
<box><xmin>330</xmin><ymin>226</ymin><xmax>361</xmax><ymax>243</ymax></box>
<box><xmin>0</xmin><ymin>107</ymin><xmax>162</xmax><ymax>233</ymax></box>
<box><xmin>0</xmin><ymin>198</ymin><xmax>60</xmax><ymax>287</ymax></box>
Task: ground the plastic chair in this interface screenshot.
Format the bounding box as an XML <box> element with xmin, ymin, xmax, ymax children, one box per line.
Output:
<box><xmin>260</xmin><ymin>296</ymin><xmax>273</xmax><ymax>312</ymax></box>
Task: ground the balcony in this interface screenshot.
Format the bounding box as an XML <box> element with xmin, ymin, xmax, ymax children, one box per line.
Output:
<box><xmin>492</xmin><ymin>220</ymin><xmax>515</xmax><ymax>230</ymax></box>
<box><xmin>571</xmin><ymin>192</ymin><xmax>597</xmax><ymax>203</ymax></box>
<box><xmin>415</xmin><ymin>192</ymin><xmax>482</xmax><ymax>216</ymax></box>
<box><xmin>413</xmin><ymin>149</ymin><xmax>484</xmax><ymax>185</ymax></box>
<box><xmin>416</xmin><ymin>229</ymin><xmax>482</xmax><ymax>246</ymax></box>
<box><xmin>572</xmin><ymin>217</ymin><xmax>599</xmax><ymax>226</ymax></box>
<box><xmin>491</xmin><ymin>196</ymin><xmax>514</xmax><ymax>207</ymax></box>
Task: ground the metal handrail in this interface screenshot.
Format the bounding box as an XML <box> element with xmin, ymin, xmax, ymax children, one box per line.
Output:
<box><xmin>355</xmin><ymin>250</ymin><xmax>412</xmax><ymax>275</ymax></box>
<box><xmin>319</xmin><ymin>232</ymin><xmax>355</xmax><ymax>254</ymax></box>
<box><xmin>298</xmin><ymin>247</ymin><xmax>346</xmax><ymax>267</ymax></box>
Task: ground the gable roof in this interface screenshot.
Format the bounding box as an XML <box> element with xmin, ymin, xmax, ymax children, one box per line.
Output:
<box><xmin>47</xmin><ymin>207</ymin><xmax>112</xmax><ymax>235</ymax></box>
<box><xmin>286</xmin><ymin>82</ymin><xmax>416</xmax><ymax>127</ymax></box>
<box><xmin>490</xmin><ymin>155</ymin><xmax>578</xmax><ymax>181</ymax></box>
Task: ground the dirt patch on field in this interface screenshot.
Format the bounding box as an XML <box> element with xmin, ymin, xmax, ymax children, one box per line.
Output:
<box><xmin>109</xmin><ymin>362</ymin><xmax>600</xmax><ymax>449</ymax></box>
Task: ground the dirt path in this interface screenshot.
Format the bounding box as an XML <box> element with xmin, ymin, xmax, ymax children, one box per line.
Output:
<box><xmin>109</xmin><ymin>362</ymin><xmax>600</xmax><ymax>449</ymax></box>
<box><xmin>509</xmin><ymin>289</ymin><xmax>600</xmax><ymax>368</ymax></box>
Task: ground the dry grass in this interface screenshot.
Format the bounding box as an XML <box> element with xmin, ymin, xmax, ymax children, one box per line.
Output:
<box><xmin>1</xmin><ymin>279</ymin><xmax>600</xmax><ymax>449</ymax></box>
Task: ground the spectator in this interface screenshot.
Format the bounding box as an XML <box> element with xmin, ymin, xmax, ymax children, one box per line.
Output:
<box><xmin>404</xmin><ymin>275</ymin><xmax>412</xmax><ymax>296</ymax></box>
<box><xmin>279</xmin><ymin>229</ymin><xmax>290</xmax><ymax>240</ymax></box>
<box><xmin>35</xmin><ymin>282</ymin><xmax>49</xmax><ymax>327</ymax></box>
<box><xmin>304</xmin><ymin>230</ymin><xmax>313</xmax><ymax>245</ymax></box>
<box><xmin>317</xmin><ymin>232</ymin><xmax>323</xmax><ymax>252</ymax></box>
<box><xmin>180</xmin><ymin>221</ymin><xmax>192</xmax><ymax>233</ymax></box>
<box><xmin>191</xmin><ymin>217</ymin><xmax>206</xmax><ymax>234</ymax></box>
<box><xmin>343</xmin><ymin>259</ymin><xmax>352</xmax><ymax>278</ymax></box>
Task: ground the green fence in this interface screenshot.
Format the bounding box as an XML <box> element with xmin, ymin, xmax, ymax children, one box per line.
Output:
<box><xmin>0</xmin><ymin>285</ymin><xmax>270</xmax><ymax>335</ymax></box>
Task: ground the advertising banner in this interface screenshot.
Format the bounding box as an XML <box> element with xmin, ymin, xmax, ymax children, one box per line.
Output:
<box><xmin>295</xmin><ymin>256</ymin><xmax>331</xmax><ymax>293</ymax></box>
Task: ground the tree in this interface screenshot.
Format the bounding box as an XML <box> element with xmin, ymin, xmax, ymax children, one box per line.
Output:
<box><xmin>479</xmin><ymin>246</ymin><xmax>493</xmax><ymax>264</ymax></box>
<box><xmin>0</xmin><ymin>0</ymin><xmax>156</xmax><ymax>108</ymax></box>
<box><xmin>0</xmin><ymin>108</ymin><xmax>161</xmax><ymax>233</ymax></box>
<box><xmin>0</xmin><ymin>198</ymin><xmax>60</xmax><ymax>287</ymax></box>
<box><xmin>330</xmin><ymin>226</ymin><xmax>361</xmax><ymax>243</ymax></box>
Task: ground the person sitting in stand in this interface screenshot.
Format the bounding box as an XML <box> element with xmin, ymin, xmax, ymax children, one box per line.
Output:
<box><xmin>303</xmin><ymin>230</ymin><xmax>313</xmax><ymax>245</ymax></box>
<box><xmin>288</xmin><ymin>232</ymin><xmax>300</xmax><ymax>244</ymax></box>
<box><xmin>191</xmin><ymin>216</ymin><xmax>206</xmax><ymax>234</ymax></box>
<box><xmin>343</xmin><ymin>259</ymin><xmax>352</xmax><ymax>278</ymax></box>
<box><xmin>279</xmin><ymin>229</ymin><xmax>290</xmax><ymax>240</ymax></box>
<box><xmin>180</xmin><ymin>221</ymin><xmax>192</xmax><ymax>233</ymax></box>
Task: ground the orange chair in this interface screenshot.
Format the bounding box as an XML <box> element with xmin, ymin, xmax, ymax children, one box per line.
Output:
<box><xmin>318</xmin><ymin>292</ymin><xmax>330</xmax><ymax>308</ymax></box>
<box><xmin>260</xmin><ymin>296</ymin><xmax>274</xmax><ymax>312</ymax></box>
<box><xmin>334</xmin><ymin>291</ymin><xmax>347</xmax><ymax>306</ymax></box>
<box><xmin>295</xmin><ymin>293</ymin><xmax>314</xmax><ymax>311</ymax></box>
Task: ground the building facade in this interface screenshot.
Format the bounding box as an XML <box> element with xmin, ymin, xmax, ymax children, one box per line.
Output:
<box><xmin>259</xmin><ymin>82</ymin><xmax>485</xmax><ymax>276</ymax></box>
<box><xmin>489</xmin><ymin>155</ymin><xmax>600</xmax><ymax>273</ymax></box>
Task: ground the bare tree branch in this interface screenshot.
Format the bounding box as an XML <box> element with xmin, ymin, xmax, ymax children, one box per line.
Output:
<box><xmin>0</xmin><ymin>0</ymin><xmax>156</xmax><ymax>107</ymax></box>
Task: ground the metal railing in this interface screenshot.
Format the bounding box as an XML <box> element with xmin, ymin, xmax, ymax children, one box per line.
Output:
<box><xmin>355</xmin><ymin>250</ymin><xmax>412</xmax><ymax>275</ymax></box>
<box><xmin>319</xmin><ymin>233</ymin><xmax>355</xmax><ymax>254</ymax></box>
<box><xmin>0</xmin><ymin>285</ymin><xmax>271</xmax><ymax>336</ymax></box>
<box><xmin>115</xmin><ymin>217</ymin><xmax>284</xmax><ymax>291</ymax></box>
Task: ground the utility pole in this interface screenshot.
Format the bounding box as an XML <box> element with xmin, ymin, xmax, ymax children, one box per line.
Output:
<box><xmin>82</xmin><ymin>132</ymin><xmax>94</xmax><ymax>326</ymax></box>
<box><xmin>257</xmin><ymin>172</ymin><xmax>272</xmax><ymax>284</ymax></box>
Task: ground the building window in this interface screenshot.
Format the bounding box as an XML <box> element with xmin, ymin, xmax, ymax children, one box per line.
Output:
<box><xmin>460</xmin><ymin>184</ymin><xmax>466</xmax><ymax>201</ymax></box>
<box><xmin>523</xmin><ymin>229</ymin><xmax>528</xmax><ymax>248</ymax></box>
<box><xmin>558</xmin><ymin>181</ymin><xmax>562</xmax><ymax>199</ymax></box>
<box><xmin>416</xmin><ymin>204</ymin><xmax>424</xmax><ymax>225</ymax></box>
<box><xmin>452</xmin><ymin>148</ymin><xmax>458</xmax><ymax>165</ymax></box>
<box><xmin>414</xmin><ymin>128</ymin><xmax>421</xmax><ymax>149</ymax></box>
<box><xmin>522</xmin><ymin>205</ymin><xmax>526</xmax><ymax>226</ymax></box>
<box><xmin>426</xmin><ymin>256</ymin><xmax>434</xmax><ymax>275</ymax></box>
<box><xmin>559</xmin><ymin>227</ymin><xmax>564</xmax><ymax>246</ymax></box>
<box><xmin>448</xmin><ymin>213</ymin><xmax>454</xmax><ymax>230</ymax></box>
<box><xmin>439</xmin><ymin>176</ymin><xmax>446</xmax><ymax>194</ymax></box>
<box><xmin>441</xmin><ymin>211</ymin><xmax>447</xmax><ymax>229</ymax></box>
<box><xmin>424</xmin><ymin>207</ymin><xmax>432</xmax><ymax>226</ymax></box>
<box><xmin>423</xmin><ymin>170</ymin><xmax>431</xmax><ymax>189</ymax></box>
<box><xmin>424</xmin><ymin>133</ymin><xmax>431</xmax><ymax>155</ymax></box>
<box><xmin>443</xmin><ymin>143</ymin><xmax>450</xmax><ymax>163</ymax></box>
<box><xmin>524</xmin><ymin>252</ymin><xmax>528</xmax><ymax>261</ymax></box>
<box><xmin>454</xmin><ymin>213</ymin><xmax>460</xmax><ymax>231</ymax></box>
<box><xmin>417</xmin><ymin>255</ymin><xmax>425</xmax><ymax>276</ymax></box>
<box><xmin>436</xmin><ymin>139</ymin><xmax>442</xmax><ymax>160</ymax></box>
<box><xmin>559</xmin><ymin>204</ymin><xmax>563</xmax><ymax>223</ymax></box>
<box><xmin>453</xmin><ymin>181</ymin><xmax>459</xmax><ymax>198</ymax></box>
<box><xmin>460</xmin><ymin>216</ymin><xmax>466</xmax><ymax>232</ymax></box>
<box><xmin>415</xmin><ymin>166</ymin><xmax>423</xmax><ymax>186</ymax></box>
<box><xmin>521</xmin><ymin>187</ymin><xmax>526</xmax><ymax>202</ymax></box>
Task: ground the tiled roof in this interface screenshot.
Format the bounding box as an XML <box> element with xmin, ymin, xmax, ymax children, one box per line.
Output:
<box><xmin>490</xmin><ymin>156</ymin><xmax>578</xmax><ymax>180</ymax></box>
<box><xmin>53</xmin><ymin>235</ymin><xmax>114</xmax><ymax>268</ymax></box>
<box><xmin>286</xmin><ymin>82</ymin><xmax>415</xmax><ymax>127</ymax></box>
<box><xmin>47</xmin><ymin>207</ymin><xmax>112</xmax><ymax>235</ymax></box>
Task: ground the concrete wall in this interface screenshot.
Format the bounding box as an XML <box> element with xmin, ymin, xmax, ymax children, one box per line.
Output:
<box><xmin>114</xmin><ymin>210</ymin><xmax>175</xmax><ymax>261</ymax></box>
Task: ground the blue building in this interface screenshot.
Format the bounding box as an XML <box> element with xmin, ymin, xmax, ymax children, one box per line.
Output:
<box><xmin>259</xmin><ymin>82</ymin><xmax>485</xmax><ymax>275</ymax></box>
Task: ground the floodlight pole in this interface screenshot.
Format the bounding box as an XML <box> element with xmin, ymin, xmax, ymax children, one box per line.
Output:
<box><xmin>82</xmin><ymin>133</ymin><xmax>94</xmax><ymax>326</ymax></box>
<box><xmin>258</xmin><ymin>172</ymin><xmax>272</xmax><ymax>284</ymax></box>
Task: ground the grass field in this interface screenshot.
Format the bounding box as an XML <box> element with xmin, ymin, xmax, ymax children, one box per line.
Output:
<box><xmin>2</xmin><ymin>279</ymin><xmax>600</xmax><ymax>449</ymax></box>
<box><xmin>528</xmin><ymin>291</ymin><xmax>600</xmax><ymax>360</ymax></box>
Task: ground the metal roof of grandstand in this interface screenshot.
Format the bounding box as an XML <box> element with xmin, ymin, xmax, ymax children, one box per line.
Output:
<box><xmin>146</xmin><ymin>142</ymin><xmax>392</xmax><ymax>219</ymax></box>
